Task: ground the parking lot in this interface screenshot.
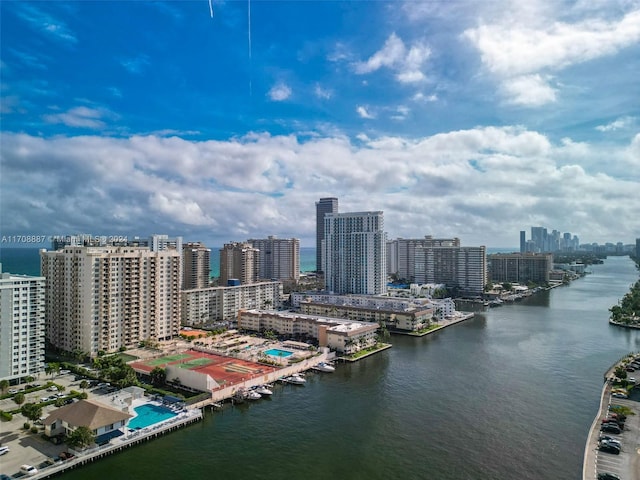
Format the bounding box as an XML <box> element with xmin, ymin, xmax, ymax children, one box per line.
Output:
<box><xmin>0</xmin><ymin>372</ymin><xmax>108</xmax><ymax>478</ymax></box>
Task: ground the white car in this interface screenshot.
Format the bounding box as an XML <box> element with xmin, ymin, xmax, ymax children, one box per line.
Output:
<box><xmin>628</xmin><ymin>377</ymin><xmax>636</xmax><ymax>383</ymax></box>
<box><xmin>20</xmin><ymin>464</ymin><xmax>38</xmax><ymax>476</ymax></box>
<box><xmin>0</xmin><ymin>446</ymin><xmax>9</xmax><ymax>455</ymax></box>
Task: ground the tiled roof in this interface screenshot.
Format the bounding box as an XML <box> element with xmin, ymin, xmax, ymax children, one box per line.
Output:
<box><xmin>43</xmin><ymin>399</ymin><xmax>132</xmax><ymax>430</ymax></box>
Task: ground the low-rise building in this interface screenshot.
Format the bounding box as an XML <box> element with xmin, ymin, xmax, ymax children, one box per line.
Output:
<box><xmin>237</xmin><ymin>309</ymin><xmax>379</xmax><ymax>354</ymax></box>
<box><xmin>291</xmin><ymin>292</ymin><xmax>433</xmax><ymax>332</ymax></box>
<box><xmin>43</xmin><ymin>399</ymin><xmax>132</xmax><ymax>442</ymax></box>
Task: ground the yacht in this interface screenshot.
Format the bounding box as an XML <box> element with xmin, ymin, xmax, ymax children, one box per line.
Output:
<box><xmin>245</xmin><ymin>389</ymin><xmax>262</xmax><ymax>401</ymax></box>
<box><xmin>287</xmin><ymin>374</ymin><xmax>306</xmax><ymax>385</ymax></box>
<box><xmin>254</xmin><ymin>385</ymin><xmax>273</xmax><ymax>395</ymax></box>
<box><xmin>315</xmin><ymin>362</ymin><xmax>335</xmax><ymax>373</ymax></box>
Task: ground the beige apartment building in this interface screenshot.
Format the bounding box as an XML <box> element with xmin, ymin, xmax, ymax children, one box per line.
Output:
<box><xmin>238</xmin><ymin>309</ymin><xmax>379</xmax><ymax>354</ymax></box>
<box><xmin>219</xmin><ymin>242</ymin><xmax>260</xmax><ymax>285</ymax></box>
<box><xmin>181</xmin><ymin>281</ymin><xmax>282</xmax><ymax>326</ymax></box>
<box><xmin>40</xmin><ymin>246</ymin><xmax>181</xmax><ymax>357</ymax></box>
<box><xmin>182</xmin><ymin>242</ymin><xmax>211</xmax><ymax>290</ymax></box>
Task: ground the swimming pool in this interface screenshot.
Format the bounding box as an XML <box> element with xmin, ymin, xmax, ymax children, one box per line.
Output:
<box><xmin>264</xmin><ymin>348</ymin><xmax>293</xmax><ymax>358</ymax></box>
<box><xmin>128</xmin><ymin>404</ymin><xmax>177</xmax><ymax>430</ymax></box>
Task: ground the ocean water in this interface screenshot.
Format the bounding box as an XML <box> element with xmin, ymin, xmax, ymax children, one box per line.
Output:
<box><xmin>0</xmin><ymin>246</ymin><xmax>516</xmax><ymax>278</ymax></box>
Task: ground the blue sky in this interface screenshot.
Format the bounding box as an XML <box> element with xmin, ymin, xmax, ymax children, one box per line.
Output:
<box><xmin>1</xmin><ymin>0</ymin><xmax>639</xmax><ymax>249</ymax></box>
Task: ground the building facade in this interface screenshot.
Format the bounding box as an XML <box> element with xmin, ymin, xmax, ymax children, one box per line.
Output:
<box><xmin>181</xmin><ymin>281</ymin><xmax>282</xmax><ymax>325</ymax></box>
<box><xmin>248</xmin><ymin>236</ymin><xmax>300</xmax><ymax>282</ymax></box>
<box><xmin>182</xmin><ymin>242</ymin><xmax>211</xmax><ymax>290</ymax></box>
<box><xmin>324</xmin><ymin>211</ymin><xmax>387</xmax><ymax>295</ymax></box>
<box><xmin>41</xmin><ymin>246</ymin><xmax>181</xmax><ymax>357</ymax></box>
<box><xmin>413</xmin><ymin>245</ymin><xmax>487</xmax><ymax>295</ymax></box>
<box><xmin>315</xmin><ymin>197</ymin><xmax>338</xmax><ymax>273</ymax></box>
<box><xmin>219</xmin><ymin>242</ymin><xmax>259</xmax><ymax>285</ymax></box>
<box><xmin>488</xmin><ymin>253</ymin><xmax>553</xmax><ymax>285</ymax></box>
<box><xmin>238</xmin><ymin>309</ymin><xmax>378</xmax><ymax>354</ymax></box>
<box><xmin>0</xmin><ymin>269</ymin><xmax>46</xmax><ymax>381</ymax></box>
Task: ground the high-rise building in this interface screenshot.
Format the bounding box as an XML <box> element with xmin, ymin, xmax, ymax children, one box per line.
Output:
<box><xmin>389</xmin><ymin>236</ymin><xmax>461</xmax><ymax>282</ymax></box>
<box><xmin>316</xmin><ymin>197</ymin><xmax>338</xmax><ymax>273</ymax></box>
<box><xmin>488</xmin><ymin>253</ymin><xmax>553</xmax><ymax>285</ymax></box>
<box><xmin>219</xmin><ymin>242</ymin><xmax>259</xmax><ymax>285</ymax></box>
<box><xmin>248</xmin><ymin>236</ymin><xmax>300</xmax><ymax>282</ymax></box>
<box><xmin>0</xmin><ymin>267</ymin><xmax>46</xmax><ymax>381</ymax></box>
<box><xmin>414</xmin><ymin>246</ymin><xmax>486</xmax><ymax>295</ymax></box>
<box><xmin>182</xmin><ymin>242</ymin><xmax>211</xmax><ymax>290</ymax></box>
<box><xmin>40</xmin><ymin>246</ymin><xmax>181</xmax><ymax>357</ymax></box>
<box><xmin>324</xmin><ymin>211</ymin><xmax>387</xmax><ymax>295</ymax></box>
<box><xmin>520</xmin><ymin>231</ymin><xmax>526</xmax><ymax>253</ymax></box>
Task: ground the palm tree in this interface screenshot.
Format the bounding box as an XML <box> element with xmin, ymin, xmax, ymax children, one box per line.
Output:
<box><xmin>0</xmin><ymin>380</ymin><xmax>9</xmax><ymax>394</ymax></box>
<box><xmin>79</xmin><ymin>380</ymin><xmax>89</xmax><ymax>392</ymax></box>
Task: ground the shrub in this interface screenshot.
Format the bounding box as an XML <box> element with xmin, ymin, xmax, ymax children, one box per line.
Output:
<box><xmin>24</xmin><ymin>422</ymin><xmax>31</xmax><ymax>430</ymax></box>
<box><xmin>31</xmin><ymin>426</ymin><xmax>38</xmax><ymax>434</ymax></box>
<box><xmin>0</xmin><ymin>411</ymin><xmax>12</xmax><ymax>421</ymax></box>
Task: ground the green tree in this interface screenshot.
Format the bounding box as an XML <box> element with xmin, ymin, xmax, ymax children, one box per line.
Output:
<box><xmin>150</xmin><ymin>367</ymin><xmax>166</xmax><ymax>387</ymax></box>
<box><xmin>45</xmin><ymin>362</ymin><xmax>60</xmax><ymax>378</ymax></box>
<box><xmin>0</xmin><ymin>380</ymin><xmax>9</xmax><ymax>394</ymax></box>
<box><xmin>13</xmin><ymin>392</ymin><xmax>26</xmax><ymax>405</ymax></box>
<box><xmin>502</xmin><ymin>282</ymin><xmax>513</xmax><ymax>291</ymax></box>
<box><xmin>79</xmin><ymin>380</ymin><xmax>89</xmax><ymax>392</ymax></box>
<box><xmin>614</xmin><ymin>366</ymin><xmax>628</xmax><ymax>380</ymax></box>
<box><xmin>20</xmin><ymin>403</ymin><xmax>42</xmax><ymax>422</ymax></box>
<box><xmin>66</xmin><ymin>425</ymin><xmax>95</xmax><ymax>450</ymax></box>
<box><xmin>24</xmin><ymin>376</ymin><xmax>35</xmax><ymax>384</ymax></box>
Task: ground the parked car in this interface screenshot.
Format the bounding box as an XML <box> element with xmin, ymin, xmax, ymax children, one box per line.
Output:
<box><xmin>599</xmin><ymin>435</ymin><xmax>621</xmax><ymax>448</ymax></box>
<box><xmin>598</xmin><ymin>473</ymin><xmax>622</xmax><ymax>480</ymax></box>
<box><xmin>8</xmin><ymin>388</ymin><xmax>19</xmax><ymax>394</ymax></box>
<box><xmin>601</xmin><ymin>424</ymin><xmax>621</xmax><ymax>434</ymax></box>
<box><xmin>47</xmin><ymin>386</ymin><xmax>58</xmax><ymax>392</ymax></box>
<box><xmin>598</xmin><ymin>443</ymin><xmax>620</xmax><ymax>454</ymax></box>
<box><xmin>0</xmin><ymin>446</ymin><xmax>9</xmax><ymax>456</ymax></box>
<box><xmin>40</xmin><ymin>396</ymin><xmax>51</xmax><ymax>402</ymax></box>
<box><xmin>20</xmin><ymin>465</ymin><xmax>38</xmax><ymax>476</ymax></box>
<box><xmin>600</xmin><ymin>439</ymin><xmax>622</xmax><ymax>451</ymax></box>
<box><xmin>611</xmin><ymin>392</ymin><xmax>628</xmax><ymax>399</ymax></box>
<box><xmin>59</xmin><ymin>369</ymin><xmax>70</xmax><ymax>375</ymax></box>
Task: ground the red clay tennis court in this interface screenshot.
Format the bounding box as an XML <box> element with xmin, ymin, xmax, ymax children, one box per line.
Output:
<box><xmin>131</xmin><ymin>350</ymin><xmax>280</xmax><ymax>387</ymax></box>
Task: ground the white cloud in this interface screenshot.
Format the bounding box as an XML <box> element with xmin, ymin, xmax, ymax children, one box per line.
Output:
<box><xmin>314</xmin><ymin>84</ymin><xmax>333</xmax><ymax>100</ymax></box>
<box><xmin>43</xmin><ymin>106</ymin><xmax>116</xmax><ymax>129</ymax></box>
<box><xmin>1</xmin><ymin>128</ymin><xmax>637</xmax><ymax>247</ymax></box>
<box><xmin>501</xmin><ymin>74</ymin><xmax>557</xmax><ymax>106</ymax></box>
<box><xmin>353</xmin><ymin>33</ymin><xmax>431</xmax><ymax>84</ymax></box>
<box><xmin>464</xmin><ymin>8</ymin><xmax>640</xmax><ymax>105</ymax></box>
<box><xmin>268</xmin><ymin>82</ymin><xmax>292</xmax><ymax>101</ymax></box>
<box><xmin>595</xmin><ymin>116</ymin><xmax>636</xmax><ymax>132</ymax></box>
<box><xmin>356</xmin><ymin>106</ymin><xmax>375</xmax><ymax>119</ymax></box>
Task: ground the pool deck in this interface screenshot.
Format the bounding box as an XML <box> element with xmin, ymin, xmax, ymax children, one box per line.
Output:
<box><xmin>0</xmin><ymin>399</ymin><xmax>203</xmax><ymax>480</ymax></box>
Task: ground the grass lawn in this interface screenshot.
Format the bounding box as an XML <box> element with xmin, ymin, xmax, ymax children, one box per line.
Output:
<box><xmin>178</xmin><ymin>358</ymin><xmax>213</xmax><ymax>369</ymax></box>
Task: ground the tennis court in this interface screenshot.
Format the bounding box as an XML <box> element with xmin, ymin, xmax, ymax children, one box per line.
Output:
<box><xmin>131</xmin><ymin>350</ymin><xmax>281</xmax><ymax>387</ymax></box>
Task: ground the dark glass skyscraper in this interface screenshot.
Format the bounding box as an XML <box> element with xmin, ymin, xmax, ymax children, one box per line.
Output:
<box><xmin>315</xmin><ymin>197</ymin><xmax>338</xmax><ymax>272</ymax></box>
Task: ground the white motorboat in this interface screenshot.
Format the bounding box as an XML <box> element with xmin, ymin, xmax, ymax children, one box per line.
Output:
<box><xmin>245</xmin><ymin>390</ymin><xmax>262</xmax><ymax>401</ymax></box>
<box><xmin>315</xmin><ymin>362</ymin><xmax>335</xmax><ymax>372</ymax></box>
<box><xmin>287</xmin><ymin>374</ymin><xmax>306</xmax><ymax>385</ymax></box>
<box><xmin>254</xmin><ymin>385</ymin><xmax>273</xmax><ymax>395</ymax></box>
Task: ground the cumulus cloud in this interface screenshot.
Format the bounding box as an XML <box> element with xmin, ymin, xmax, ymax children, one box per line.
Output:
<box><xmin>595</xmin><ymin>116</ymin><xmax>636</xmax><ymax>132</ymax></box>
<box><xmin>268</xmin><ymin>82</ymin><xmax>292</xmax><ymax>101</ymax></box>
<box><xmin>1</xmin><ymin>128</ymin><xmax>637</xmax><ymax>247</ymax></box>
<box><xmin>353</xmin><ymin>33</ymin><xmax>431</xmax><ymax>84</ymax></box>
<box><xmin>356</xmin><ymin>106</ymin><xmax>375</xmax><ymax>119</ymax></box>
<box><xmin>464</xmin><ymin>8</ymin><xmax>640</xmax><ymax>106</ymax></box>
<box><xmin>314</xmin><ymin>84</ymin><xmax>333</xmax><ymax>100</ymax></box>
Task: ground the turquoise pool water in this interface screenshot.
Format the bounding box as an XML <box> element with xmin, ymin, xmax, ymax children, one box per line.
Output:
<box><xmin>264</xmin><ymin>348</ymin><xmax>293</xmax><ymax>358</ymax></box>
<box><xmin>128</xmin><ymin>404</ymin><xmax>177</xmax><ymax>430</ymax></box>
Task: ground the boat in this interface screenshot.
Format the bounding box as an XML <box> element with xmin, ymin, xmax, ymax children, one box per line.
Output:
<box><xmin>286</xmin><ymin>374</ymin><xmax>306</xmax><ymax>385</ymax></box>
<box><xmin>315</xmin><ymin>362</ymin><xmax>335</xmax><ymax>373</ymax></box>
<box><xmin>245</xmin><ymin>390</ymin><xmax>262</xmax><ymax>401</ymax></box>
<box><xmin>254</xmin><ymin>385</ymin><xmax>273</xmax><ymax>395</ymax></box>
